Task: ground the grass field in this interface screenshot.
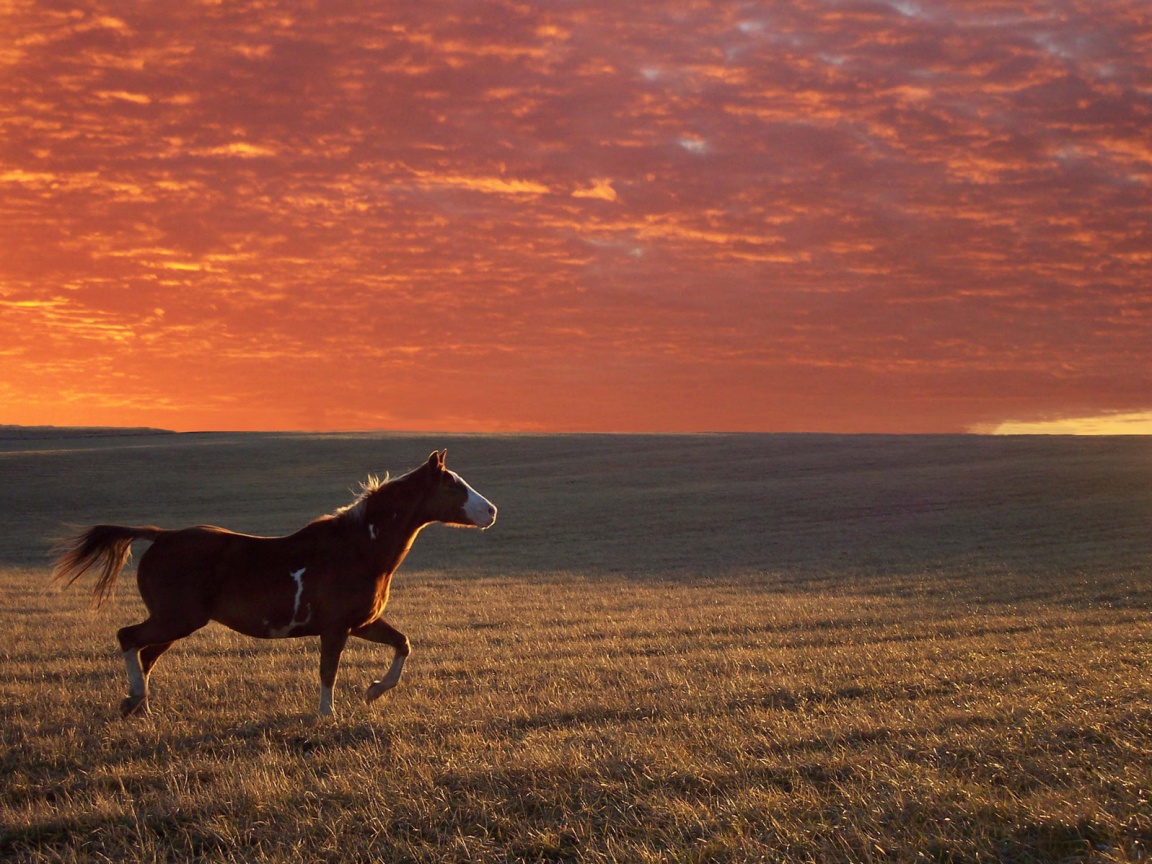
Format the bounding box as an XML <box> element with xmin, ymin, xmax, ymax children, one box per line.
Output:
<box><xmin>2</xmin><ymin>430</ymin><xmax>1151</xmax><ymax>862</ymax></box>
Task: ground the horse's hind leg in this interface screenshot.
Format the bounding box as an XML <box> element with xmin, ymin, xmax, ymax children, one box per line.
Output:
<box><xmin>117</xmin><ymin>622</ymin><xmax>202</xmax><ymax>717</ymax></box>
<box><xmin>125</xmin><ymin>641</ymin><xmax>174</xmax><ymax>714</ymax></box>
<box><xmin>141</xmin><ymin>642</ymin><xmax>174</xmax><ymax>680</ymax></box>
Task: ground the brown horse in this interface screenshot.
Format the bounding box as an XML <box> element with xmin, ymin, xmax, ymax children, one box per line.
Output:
<box><xmin>52</xmin><ymin>450</ymin><xmax>496</xmax><ymax>718</ymax></box>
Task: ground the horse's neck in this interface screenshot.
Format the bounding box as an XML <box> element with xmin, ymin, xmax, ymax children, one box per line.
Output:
<box><xmin>363</xmin><ymin>518</ymin><xmax>426</xmax><ymax>614</ymax></box>
<box><xmin>374</xmin><ymin>523</ymin><xmax>424</xmax><ymax>576</ymax></box>
<box><xmin>359</xmin><ymin>494</ymin><xmax>424</xmax><ymax>568</ymax></box>
<box><xmin>355</xmin><ymin>485</ymin><xmax>429</xmax><ymax>580</ymax></box>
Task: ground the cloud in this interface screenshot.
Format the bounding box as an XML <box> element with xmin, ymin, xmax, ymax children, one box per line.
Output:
<box><xmin>572</xmin><ymin>179</ymin><xmax>617</xmax><ymax>201</ymax></box>
<box><xmin>404</xmin><ymin>170</ymin><xmax>552</xmax><ymax>196</ymax></box>
<box><xmin>0</xmin><ymin>0</ymin><xmax>1148</xmax><ymax>431</ymax></box>
<box><xmin>194</xmin><ymin>142</ymin><xmax>279</xmax><ymax>158</ymax></box>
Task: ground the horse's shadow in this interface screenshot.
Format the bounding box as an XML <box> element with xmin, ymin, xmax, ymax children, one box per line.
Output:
<box><xmin>110</xmin><ymin>711</ymin><xmax>397</xmax><ymax>765</ymax></box>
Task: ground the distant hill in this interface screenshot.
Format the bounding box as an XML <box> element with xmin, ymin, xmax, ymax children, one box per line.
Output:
<box><xmin>0</xmin><ymin>424</ymin><xmax>176</xmax><ymax>440</ymax></box>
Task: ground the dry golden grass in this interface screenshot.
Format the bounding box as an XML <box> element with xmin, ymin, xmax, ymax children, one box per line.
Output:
<box><xmin>3</xmin><ymin>568</ymin><xmax>1151</xmax><ymax>862</ymax></box>
<box><xmin>2</xmin><ymin>431</ymin><xmax>1151</xmax><ymax>861</ymax></box>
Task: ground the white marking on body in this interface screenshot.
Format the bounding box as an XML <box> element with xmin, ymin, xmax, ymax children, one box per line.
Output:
<box><xmin>450</xmin><ymin>470</ymin><xmax>497</xmax><ymax>528</ymax></box>
<box><xmin>368</xmin><ymin>523</ymin><xmax>376</xmax><ymax>540</ymax></box>
<box><xmin>124</xmin><ymin>650</ymin><xmax>145</xmax><ymax>698</ymax></box>
<box><xmin>268</xmin><ymin>567</ymin><xmax>313</xmax><ymax>638</ymax></box>
<box><xmin>290</xmin><ymin>567</ymin><xmax>306</xmax><ymax>614</ymax></box>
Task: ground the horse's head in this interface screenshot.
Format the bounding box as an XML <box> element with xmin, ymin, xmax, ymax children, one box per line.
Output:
<box><xmin>419</xmin><ymin>450</ymin><xmax>497</xmax><ymax>529</ymax></box>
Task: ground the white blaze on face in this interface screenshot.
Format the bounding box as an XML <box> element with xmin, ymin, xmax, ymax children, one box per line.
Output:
<box><xmin>450</xmin><ymin>470</ymin><xmax>497</xmax><ymax>528</ymax></box>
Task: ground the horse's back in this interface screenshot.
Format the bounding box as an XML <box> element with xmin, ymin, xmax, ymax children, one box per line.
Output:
<box><xmin>135</xmin><ymin>526</ymin><xmax>283</xmax><ymax>614</ymax></box>
<box><xmin>139</xmin><ymin>524</ymin><xmax>268</xmax><ymax>565</ymax></box>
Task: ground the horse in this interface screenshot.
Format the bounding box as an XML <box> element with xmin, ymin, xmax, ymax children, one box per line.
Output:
<box><xmin>51</xmin><ymin>450</ymin><xmax>496</xmax><ymax>718</ymax></box>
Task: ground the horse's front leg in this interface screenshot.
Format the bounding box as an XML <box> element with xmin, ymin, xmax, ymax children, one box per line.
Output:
<box><xmin>318</xmin><ymin>630</ymin><xmax>349</xmax><ymax>717</ymax></box>
<box><xmin>351</xmin><ymin>618</ymin><xmax>411</xmax><ymax>703</ymax></box>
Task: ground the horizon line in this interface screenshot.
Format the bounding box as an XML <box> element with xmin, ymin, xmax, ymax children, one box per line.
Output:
<box><xmin>3</xmin><ymin>422</ymin><xmax>1151</xmax><ymax>438</ymax></box>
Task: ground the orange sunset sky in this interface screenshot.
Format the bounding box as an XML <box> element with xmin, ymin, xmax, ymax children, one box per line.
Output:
<box><xmin>2</xmin><ymin>1</ymin><xmax>1150</xmax><ymax>433</ymax></box>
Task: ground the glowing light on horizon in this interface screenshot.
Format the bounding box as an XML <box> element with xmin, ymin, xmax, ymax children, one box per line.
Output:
<box><xmin>978</xmin><ymin>412</ymin><xmax>1152</xmax><ymax>436</ymax></box>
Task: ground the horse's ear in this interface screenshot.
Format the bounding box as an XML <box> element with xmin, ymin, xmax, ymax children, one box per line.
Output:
<box><xmin>427</xmin><ymin>450</ymin><xmax>445</xmax><ymax>469</ymax></box>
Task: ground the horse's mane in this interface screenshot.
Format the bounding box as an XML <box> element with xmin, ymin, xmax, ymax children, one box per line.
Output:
<box><xmin>333</xmin><ymin>473</ymin><xmax>390</xmax><ymax>521</ymax></box>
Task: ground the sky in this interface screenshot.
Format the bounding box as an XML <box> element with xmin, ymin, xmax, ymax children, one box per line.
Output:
<box><xmin>2</xmin><ymin>1</ymin><xmax>1150</xmax><ymax>434</ymax></box>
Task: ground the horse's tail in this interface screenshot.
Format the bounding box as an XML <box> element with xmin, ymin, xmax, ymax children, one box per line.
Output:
<box><xmin>51</xmin><ymin>525</ymin><xmax>165</xmax><ymax>609</ymax></box>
